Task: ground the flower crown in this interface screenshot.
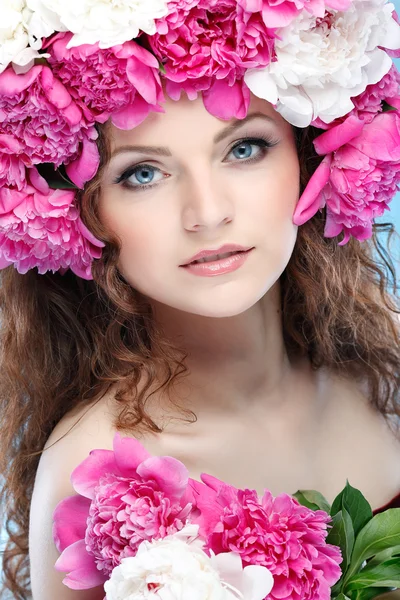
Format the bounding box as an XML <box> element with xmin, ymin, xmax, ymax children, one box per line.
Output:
<box><xmin>1</xmin><ymin>0</ymin><xmax>400</xmax><ymax>280</ymax></box>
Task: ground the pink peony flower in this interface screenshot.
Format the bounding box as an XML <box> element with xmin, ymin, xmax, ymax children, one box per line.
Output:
<box><xmin>0</xmin><ymin>170</ymin><xmax>104</xmax><ymax>279</ymax></box>
<box><xmin>47</xmin><ymin>33</ymin><xmax>165</xmax><ymax>130</ymax></box>
<box><xmin>150</xmin><ymin>0</ymin><xmax>277</xmax><ymax>119</ymax></box>
<box><xmin>53</xmin><ymin>433</ymin><xmax>198</xmax><ymax>590</ymax></box>
<box><xmin>192</xmin><ymin>474</ymin><xmax>342</xmax><ymax>600</ymax></box>
<box><xmin>239</xmin><ymin>0</ymin><xmax>351</xmax><ymax>29</ymax></box>
<box><xmin>294</xmin><ymin>112</ymin><xmax>400</xmax><ymax>244</ymax></box>
<box><xmin>0</xmin><ymin>65</ymin><xmax>99</xmax><ymax>188</ymax></box>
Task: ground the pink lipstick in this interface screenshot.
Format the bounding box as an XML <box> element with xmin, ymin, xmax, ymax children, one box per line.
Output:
<box><xmin>180</xmin><ymin>244</ymin><xmax>254</xmax><ymax>277</ymax></box>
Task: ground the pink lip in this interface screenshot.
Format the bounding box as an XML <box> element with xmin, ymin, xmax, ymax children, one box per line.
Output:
<box><xmin>181</xmin><ymin>244</ymin><xmax>253</xmax><ymax>266</ymax></box>
<box><xmin>180</xmin><ymin>248</ymin><xmax>254</xmax><ymax>277</ymax></box>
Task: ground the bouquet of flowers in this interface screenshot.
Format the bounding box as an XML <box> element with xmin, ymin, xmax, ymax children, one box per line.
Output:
<box><xmin>53</xmin><ymin>434</ymin><xmax>400</xmax><ymax>600</ymax></box>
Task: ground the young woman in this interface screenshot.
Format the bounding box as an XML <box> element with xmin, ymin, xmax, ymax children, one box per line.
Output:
<box><xmin>0</xmin><ymin>1</ymin><xmax>400</xmax><ymax>599</ymax></box>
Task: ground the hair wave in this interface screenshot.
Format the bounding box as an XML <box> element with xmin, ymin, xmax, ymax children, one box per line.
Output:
<box><xmin>1</xmin><ymin>125</ymin><xmax>399</xmax><ymax>599</ymax></box>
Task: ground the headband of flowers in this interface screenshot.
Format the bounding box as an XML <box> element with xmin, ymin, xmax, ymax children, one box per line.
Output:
<box><xmin>1</xmin><ymin>0</ymin><xmax>400</xmax><ymax>280</ymax></box>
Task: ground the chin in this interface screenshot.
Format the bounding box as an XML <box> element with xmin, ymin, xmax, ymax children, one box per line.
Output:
<box><xmin>170</xmin><ymin>286</ymin><xmax>274</xmax><ymax>318</ymax></box>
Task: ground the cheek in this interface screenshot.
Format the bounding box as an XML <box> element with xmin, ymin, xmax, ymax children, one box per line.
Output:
<box><xmin>245</xmin><ymin>154</ymin><xmax>300</xmax><ymax>225</ymax></box>
<box><xmin>101</xmin><ymin>201</ymin><xmax>174</xmax><ymax>278</ymax></box>
<box><xmin>248</xmin><ymin>156</ymin><xmax>300</xmax><ymax>270</ymax></box>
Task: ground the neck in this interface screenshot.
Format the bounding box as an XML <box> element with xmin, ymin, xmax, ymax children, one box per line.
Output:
<box><xmin>150</xmin><ymin>282</ymin><xmax>304</xmax><ymax>415</ymax></box>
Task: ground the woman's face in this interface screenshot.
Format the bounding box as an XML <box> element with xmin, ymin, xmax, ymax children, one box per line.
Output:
<box><xmin>98</xmin><ymin>94</ymin><xmax>300</xmax><ymax>318</ymax></box>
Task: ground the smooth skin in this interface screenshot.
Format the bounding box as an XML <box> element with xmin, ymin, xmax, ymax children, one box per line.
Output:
<box><xmin>29</xmin><ymin>93</ymin><xmax>400</xmax><ymax>600</ymax></box>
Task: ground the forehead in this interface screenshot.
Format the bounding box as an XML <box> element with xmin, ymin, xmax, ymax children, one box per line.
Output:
<box><xmin>108</xmin><ymin>93</ymin><xmax>293</xmax><ymax>151</ymax></box>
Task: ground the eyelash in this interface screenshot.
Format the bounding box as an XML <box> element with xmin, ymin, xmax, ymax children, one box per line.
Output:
<box><xmin>114</xmin><ymin>135</ymin><xmax>279</xmax><ymax>192</ymax></box>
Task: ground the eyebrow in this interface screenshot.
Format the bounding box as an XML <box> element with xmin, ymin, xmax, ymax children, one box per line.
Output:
<box><xmin>110</xmin><ymin>112</ymin><xmax>277</xmax><ymax>159</ymax></box>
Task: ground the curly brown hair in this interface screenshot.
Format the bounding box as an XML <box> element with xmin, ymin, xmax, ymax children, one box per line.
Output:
<box><xmin>0</xmin><ymin>124</ymin><xmax>399</xmax><ymax>600</ymax></box>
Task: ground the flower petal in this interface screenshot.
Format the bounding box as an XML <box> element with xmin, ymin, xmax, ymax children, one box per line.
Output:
<box><xmin>293</xmin><ymin>155</ymin><xmax>332</xmax><ymax>225</ymax></box>
<box><xmin>314</xmin><ymin>115</ymin><xmax>365</xmax><ymax>155</ymax></box>
<box><xmin>65</xmin><ymin>136</ymin><xmax>100</xmax><ymax>189</ymax></box>
<box><xmin>136</xmin><ymin>455</ymin><xmax>189</xmax><ymax>501</ymax></box>
<box><xmin>111</xmin><ymin>95</ymin><xmax>153</xmax><ymax>130</ymax></box>
<box><xmin>55</xmin><ymin>539</ymin><xmax>106</xmax><ymax>590</ymax></box>
<box><xmin>203</xmin><ymin>80</ymin><xmax>250</xmax><ymax>120</ymax></box>
<box><xmin>352</xmin><ymin>112</ymin><xmax>400</xmax><ymax>161</ymax></box>
<box><xmin>53</xmin><ymin>494</ymin><xmax>91</xmax><ymax>552</ymax></box>
<box><xmin>71</xmin><ymin>449</ymin><xmax>118</xmax><ymax>499</ymax></box>
<box><xmin>242</xmin><ymin>564</ymin><xmax>275</xmax><ymax>600</ymax></box>
<box><xmin>113</xmin><ymin>432</ymin><xmax>151</xmax><ymax>474</ymax></box>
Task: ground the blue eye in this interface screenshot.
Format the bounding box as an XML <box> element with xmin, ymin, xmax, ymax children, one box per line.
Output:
<box><xmin>232</xmin><ymin>142</ymin><xmax>255</xmax><ymax>160</ymax></box>
<box><xmin>115</xmin><ymin>164</ymin><xmax>164</xmax><ymax>189</ymax></box>
<box><xmin>134</xmin><ymin>166</ymin><xmax>156</xmax><ymax>184</ymax></box>
<box><xmin>226</xmin><ymin>137</ymin><xmax>278</xmax><ymax>163</ymax></box>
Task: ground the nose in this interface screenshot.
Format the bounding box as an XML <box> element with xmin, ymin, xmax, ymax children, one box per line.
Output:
<box><xmin>181</xmin><ymin>170</ymin><xmax>234</xmax><ymax>232</ymax></box>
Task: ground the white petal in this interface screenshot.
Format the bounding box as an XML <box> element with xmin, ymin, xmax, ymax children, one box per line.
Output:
<box><xmin>213</xmin><ymin>552</ymin><xmax>244</xmax><ymax>592</ymax></box>
<box><xmin>11</xmin><ymin>46</ymin><xmax>43</xmax><ymax>73</ymax></box>
<box><xmin>277</xmin><ymin>87</ymin><xmax>314</xmax><ymax>126</ymax></box>
<box><xmin>362</xmin><ymin>47</ymin><xmax>392</xmax><ymax>86</ymax></box>
<box><xmin>381</xmin><ymin>10</ymin><xmax>400</xmax><ymax>49</ymax></box>
<box><xmin>242</xmin><ymin>565</ymin><xmax>274</xmax><ymax>600</ymax></box>
<box><xmin>244</xmin><ymin>68</ymin><xmax>279</xmax><ymax>104</ymax></box>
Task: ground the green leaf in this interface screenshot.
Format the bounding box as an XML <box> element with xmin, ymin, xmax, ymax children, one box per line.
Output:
<box><xmin>331</xmin><ymin>481</ymin><xmax>373</xmax><ymax>537</ymax></box>
<box><xmin>382</xmin><ymin>100</ymin><xmax>397</xmax><ymax>112</ymax></box>
<box><xmin>345</xmin><ymin>558</ymin><xmax>400</xmax><ymax>591</ymax></box>
<box><xmin>36</xmin><ymin>163</ymin><xmax>78</xmax><ymax>190</ymax></box>
<box><xmin>293</xmin><ymin>489</ymin><xmax>331</xmax><ymax>512</ymax></box>
<box><xmin>327</xmin><ymin>507</ymin><xmax>355</xmax><ymax>573</ymax></box>
<box><xmin>367</xmin><ymin>545</ymin><xmax>400</xmax><ymax>568</ymax></box>
<box><xmin>333</xmin><ymin>593</ymin><xmax>352</xmax><ymax>600</ymax></box>
<box><xmin>345</xmin><ymin>510</ymin><xmax>400</xmax><ymax>585</ymax></box>
<box><xmin>352</xmin><ymin>586</ymin><xmax>394</xmax><ymax>600</ymax></box>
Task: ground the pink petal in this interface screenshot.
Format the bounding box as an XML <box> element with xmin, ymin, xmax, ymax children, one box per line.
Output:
<box><xmin>324</xmin><ymin>213</ymin><xmax>345</xmax><ymax>238</ymax></box>
<box><xmin>352</xmin><ymin>112</ymin><xmax>400</xmax><ymax>161</ymax></box>
<box><xmin>313</xmin><ymin>115</ymin><xmax>365</xmax><ymax>155</ymax></box>
<box><xmin>261</xmin><ymin>2</ymin><xmax>299</xmax><ymax>28</ymax></box>
<box><xmin>111</xmin><ymin>95</ymin><xmax>153</xmax><ymax>130</ymax></box>
<box><xmin>136</xmin><ymin>456</ymin><xmax>189</xmax><ymax>501</ymax></box>
<box><xmin>116</xmin><ymin>41</ymin><xmax>159</xmax><ymax>69</ymax></box>
<box><xmin>65</xmin><ymin>137</ymin><xmax>100</xmax><ymax>189</ymax></box>
<box><xmin>40</xmin><ymin>67</ymin><xmax>72</xmax><ymax>110</ymax></box>
<box><xmin>386</xmin><ymin>96</ymin><xmax>400</xmax><ymax>111</ymax></box>
<box><xmin>53</xmin><ymin>495</ymin><xmax>91</xmax><ymax>552</ymax></box>
<box><xmin>77</xmin><ymin>218</ymin><xmax>105</xmax><ymax>248</ymax></box>
<box><xmin>189</xmin><ymin>478</ymin><xmax>222</xmax><ymax>537</ymax></box>
<box><xmin>243</xmin><ymin>0</ymin><xmax>262</xmax><ymax>10</ymax></box>
<box><xmin>0</xmin><ymin>252</ymin><xmax>12</xmax><ymax>269</ymax></box>
<box><xmin>293</xmin><ymin>155</ymin><xmax>332</xmax><ymax>225</ymax></box>
<box><xmin>55</xmin><ymin>539</ymin><xmax>106</xmax><ymax>590</ymax></box>
<box><xmin>0</xmin><ymin>134</ymin><xmax>23</xmax><ymax>153</ymax></box>
<box><xmin>0</xmin><ymin>65</ymin><xmax>40</xmax><ymax>95</ymax></box>
<box><xmin>326</xmin><ymin>0</ymin><xmax>352</xmax><ymax>9</ymax></box>
<box><xmin>113</xmin><ymin>433</ymin><xmax>151</xmax><ymax>474</ymax></box>
<box><xmin>0</xmin><ymin>188</ymin><xmax>27</xmax><ymax>213</ymax></box>
<box><xmin>203</xmin><ymin>80</ymin><xmax>250</xmax><ymax>121</ymax></box>
<box><xmin>28</xmin><ymin>167</ymin><xmax>50</xmax><ymax>195</ymax></box>
<box><xmin>71</xmin><ymin>449</ymin><xmax>118</xmax><ymax>499</ymax></box>
<box><xmin>126</xmin><ymin>55</ymin><xmax>163</xmax><ymax>106</ymax></box>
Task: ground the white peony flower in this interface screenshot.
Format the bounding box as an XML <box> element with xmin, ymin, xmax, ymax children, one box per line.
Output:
<box><xmin>104</xmin><ymin>525</ymin><xmax>274</xmax><ymax>600</ymax></box>
<box><xmin>26</xmin><ymin>0</ymin><xmax>170</xmax><ymax>49</ymax></box>
<box><xmin>0</xmin><ymin>0</ymin><xmax>42</xmax><ymax>74</ymax></box>
<box><xmin>245</xmin><ymin>0</ymin><xmax>400</xmax><ymax>127</ymax></box>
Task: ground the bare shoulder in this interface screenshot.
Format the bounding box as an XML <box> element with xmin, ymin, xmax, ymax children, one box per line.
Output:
<box><xmin>29</xmin><ymin>388</ymin><xmax>119</xmax><ymax>600</ymax></box>
<box><xmin>314</xmin><ymin>365</ymin><xmax>400</xmax><ymax>506</ymax></box>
